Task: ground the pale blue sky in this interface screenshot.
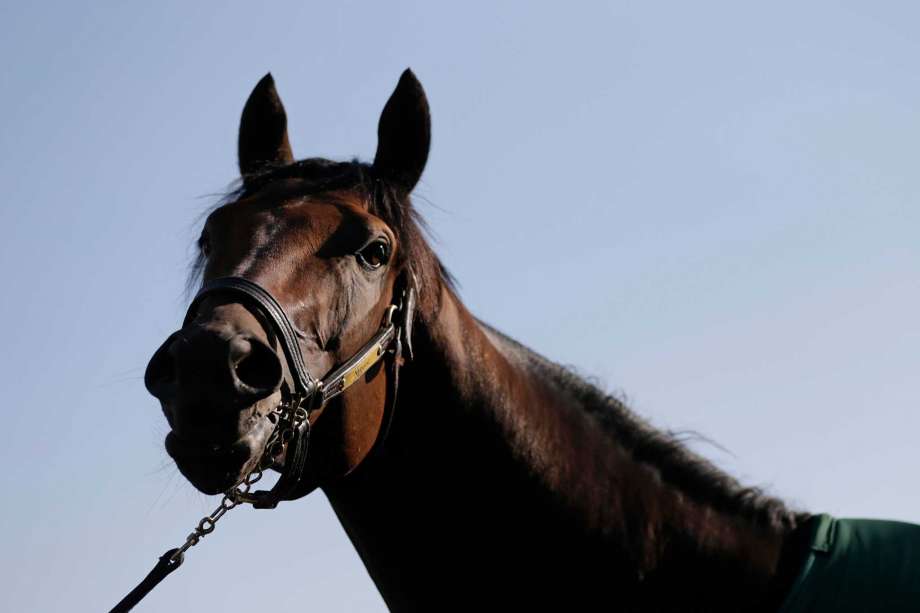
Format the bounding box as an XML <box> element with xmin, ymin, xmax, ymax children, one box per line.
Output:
<box><xmin>1</xmin><ymin>2</ymin><xmax>918</xmax><ymax>611</ymax></box>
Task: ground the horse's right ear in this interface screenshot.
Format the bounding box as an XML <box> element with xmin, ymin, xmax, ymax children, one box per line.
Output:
<box><xmin>238</xmin><ymin>73</ymin><xmax>294</xmax><ymax>184</ymax></box>
<box><xmin>373</xmin><ymin>69</ymin><xmax>431</xmax><ymax>195</ymax></box>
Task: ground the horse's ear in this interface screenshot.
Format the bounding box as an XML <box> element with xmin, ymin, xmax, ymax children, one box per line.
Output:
<box><xmin>238</xmin><ymin>73</ymin><xmax>294</xmax><ymax>183</ymax></box>
<box><xmin>373</xmin><ymin>69</ymin><xmax>431</xmax><ymax>195</ymax></box>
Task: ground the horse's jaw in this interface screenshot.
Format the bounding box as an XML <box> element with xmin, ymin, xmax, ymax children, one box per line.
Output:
<box><xmin>163</xmin><ymin>395</ymin><xmax>280</xmax><ymax>495</ymax></box>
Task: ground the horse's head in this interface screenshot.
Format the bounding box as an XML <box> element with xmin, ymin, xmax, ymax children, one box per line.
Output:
<box><xmin>145</xmin><ymin>70</ymin><xmax>435</xmax><ymax>495</ymax></box>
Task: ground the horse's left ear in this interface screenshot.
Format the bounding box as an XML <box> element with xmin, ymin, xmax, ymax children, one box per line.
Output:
<box><xmin>238</xmin><ymin>73</ymin><xmax>295</xmax><ymax>184</ymax></box>
<box><xmin>373</xmin><ymin>69</ymin><xmax>431</xmax><ymax>195</ymax></box>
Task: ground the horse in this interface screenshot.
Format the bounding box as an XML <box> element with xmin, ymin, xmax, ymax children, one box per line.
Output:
<box><xmin>144</xmin><ymin>70</ymin><xmax>920</xmax><ymax>612</ymax></box>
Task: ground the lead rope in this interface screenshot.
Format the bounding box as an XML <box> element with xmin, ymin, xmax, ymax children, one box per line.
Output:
<box><xmin>108</xmin><ymin>476</ymin><xmax>260</xmax><ymax>613</ymax></box>
<box><xmin>108</xmin><ymin>406</ymin><xmax>302</xmax><ymax>613</ymax></box>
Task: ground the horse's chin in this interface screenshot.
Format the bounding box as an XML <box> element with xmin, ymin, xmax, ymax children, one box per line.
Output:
<box><xmin>165</xmin><ymin>413</ymin><xmax>276</xmax><ymax>495</ymax></box>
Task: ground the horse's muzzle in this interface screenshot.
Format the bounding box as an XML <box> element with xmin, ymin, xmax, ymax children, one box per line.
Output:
<box><xmin>145</xmin><ymin>314</ymin><xmax>285</xmax><ymax>492</ymax></box>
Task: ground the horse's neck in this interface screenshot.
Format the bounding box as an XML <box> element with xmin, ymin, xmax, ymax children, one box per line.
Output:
<box><xmin>324</xmin><ymin>287</ymin><xmax>802</xmax><ymax>612</ymax></box>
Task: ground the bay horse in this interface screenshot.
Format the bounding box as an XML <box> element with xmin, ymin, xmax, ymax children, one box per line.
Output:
<box><xmin>144</xmin><ymin>70</ymin><xmax>920</xmax><ymax>612</ymax></box>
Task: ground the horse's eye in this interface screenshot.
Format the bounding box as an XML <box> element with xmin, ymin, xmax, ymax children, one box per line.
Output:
<box><xmin>357</xmin><ymin>239</ymin><xmax>390</xmax><ymax>270</ymax></box>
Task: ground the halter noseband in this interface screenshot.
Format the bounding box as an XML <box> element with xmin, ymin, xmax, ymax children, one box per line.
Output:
<box><xmin>185</xmin><ymin>277</ymin><xmax>320</xmax><ymax>399</ymax></box>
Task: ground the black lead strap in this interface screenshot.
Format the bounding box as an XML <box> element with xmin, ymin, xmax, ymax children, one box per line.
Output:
<box><xmin>109</xmin><ymin>275</ymin><xmax>411</xmax><ymax>612</ymax></box>
<box><xmin>109</xmin><ymin>550</ymin><xmax>184</xmax><ymax>613</ymax></box>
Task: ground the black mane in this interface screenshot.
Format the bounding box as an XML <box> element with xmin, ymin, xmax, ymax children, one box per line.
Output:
<box><xmin>491</xmin><ymin>326</ymin><xmax>804</xmax><ymax>533</ymax></box>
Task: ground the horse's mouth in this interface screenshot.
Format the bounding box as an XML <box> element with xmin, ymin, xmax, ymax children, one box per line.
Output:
<box><xmin>165</xmin><ymin>432</ymin><xmax>251</xmax><ymax>494</ymax></box>
<box><xmin>165</xmin><ymin>413</ymin><xmax>278</xmax><ymax>494</ymax></box>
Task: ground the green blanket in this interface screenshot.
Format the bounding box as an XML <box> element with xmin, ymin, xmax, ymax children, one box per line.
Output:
<box><xmin>779</xmin><ymin>514</ymin><xmax>920</xmax><ymax>612</ymax></box>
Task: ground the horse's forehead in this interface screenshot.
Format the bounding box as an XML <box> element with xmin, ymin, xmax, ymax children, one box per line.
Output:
<box><xmin>223</xmin><ymin>190</ymin><xmax>373</xmax><ymax>240</ymax></box>
<box><xmin>205</xmin><ymin>193</ymin><xmax>378</xmax><ymax>294</ymax></box>
<box><xmin>278</xmin><ymin>199</ymin><xmax>349</xmax><ymax>236</ymax></box>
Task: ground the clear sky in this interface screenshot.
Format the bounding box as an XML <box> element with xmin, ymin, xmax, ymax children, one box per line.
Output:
<box><xmin>1</xmin><ymin>2</ymin><xmax>917</xmax><ymax>611</ymax></box>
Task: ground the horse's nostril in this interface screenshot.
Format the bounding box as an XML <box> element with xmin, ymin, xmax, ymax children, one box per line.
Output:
<box><xmin>145</xmin><ymin>334</ymin><xmax>178</xmax><ymax>398</ymax></box>
<box><xmin>233</xmin><ymin>337</ymin><xmax>282</xmax><ymax>393</ymax></box>
<box><xmin>147</xmin><ymin>329</ymin><xmax>281</xmax><ymax>409</ymax></box>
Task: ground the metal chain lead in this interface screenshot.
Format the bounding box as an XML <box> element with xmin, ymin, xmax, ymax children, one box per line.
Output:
<box><xmin>165</xmin><ymin>397</ymin><xmax>305</xmax><ymax>564</ymax></box>
<box><xmin>168</xmin><ymin>469</ymin><xmax>264</xmax><ymax>563</ymax></box>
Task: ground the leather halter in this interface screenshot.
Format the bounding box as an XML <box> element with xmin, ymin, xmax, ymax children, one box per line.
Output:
<box><xmin>109</xmin><ymin>274</ymin><xmax>413</xmax><ymax>612</ymax></box>
<box><xmin>183</xmin><ymin>274</ymin><xmax>413</xmax><ymax>508</ymax></box>
<box><xmin>111</xmin><ymin>164</ymin><xmax>422</xmax><ymax>610</ymax></box>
